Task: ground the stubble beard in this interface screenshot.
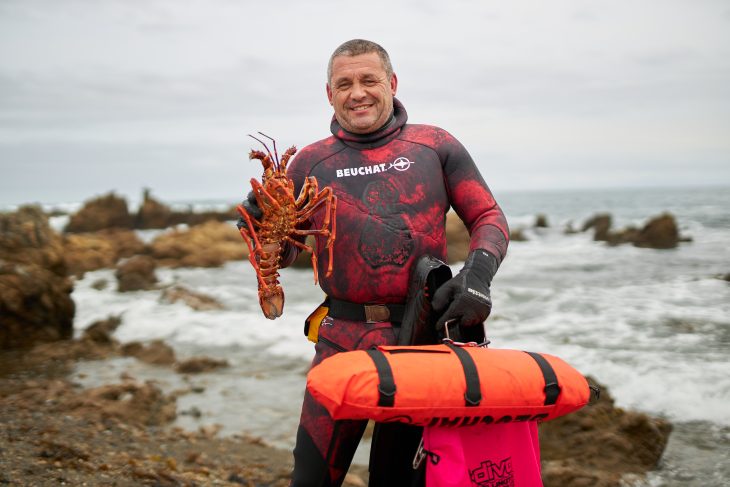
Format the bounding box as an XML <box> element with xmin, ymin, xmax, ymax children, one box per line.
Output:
<box><xmin>337</xmin><ymin>96</ymin><xmax>393</xmax><ymax>135</ymax></box>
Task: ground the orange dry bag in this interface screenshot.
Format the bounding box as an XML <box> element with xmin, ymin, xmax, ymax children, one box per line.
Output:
<box><xmin>307</xmin><ymin>343</ymin><xmax>591</xmax><ymax>427</ymax></box>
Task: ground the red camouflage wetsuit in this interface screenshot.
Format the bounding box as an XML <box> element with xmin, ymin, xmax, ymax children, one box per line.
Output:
<box><xmin>285</xmin><ymin>98</ymin><xmax>509</xmax><ymax>487</ymax></box>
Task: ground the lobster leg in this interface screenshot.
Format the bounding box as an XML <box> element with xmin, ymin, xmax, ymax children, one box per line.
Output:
<box><xmin>266</xmin><ymin>178</ymin><xmax>297</xmax><ymax>205</ymax></box>
<box><xmin>238</xmin><ymin>226</ymin><xmax>268</xmax><ymax>291</ymax></box>
<box><xmin>295</xmin><ymin>188</ymin><xmax>337</xmax><ymax>277</ymax></box>
<box><xmin>286</xmin><ymin>236</ymin><xmax>320</xmax><ymax>284</ymax></box>
<box><xmin>236</xmin><ymin>205</ymin><xmax>264</xmax><ymax>255</ymax></box>
<box><xmin>251</xmin><ymin>178</ymin><xmax>283</xmax><ymax>214</ymax></box>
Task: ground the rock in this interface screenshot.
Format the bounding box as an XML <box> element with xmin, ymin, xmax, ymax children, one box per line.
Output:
<box><xmin>198</xmin><ymin>423</ymin><xmax>224</xmax><ymax>439</ymax></box>
<box><xmin>535</xmin><ymin>214</ymin><xmax>549</xmax><ymax>228</ymax></box>
<box><xmin>184</xmin><ymin>206</ymin><xmax>239</xmax><ymax>226</ymax></box>
<box><xmin>53</xmin><ymin>380</ymin><xmax>178</xmax><ymax>426</ymax></box>
<box><xmin>606</xmin><ymin>226</ymin><xmax>639</xmax><ymax>246</ymax></box>
<box><xmin>633</xmin><ymin>213</ymin><xmax>679</xmax><ymax>249</ymax></box>
<box><xmin>24</xmin><ymin>337</ymin><xmax>119</xmax><ymax>364</ymax></box>
<box><xmin>445</xmin><ymin>212</ymin><xmax>471</xmax><ymax>263</ymax></box>
<box><xmin>510</xmin><ymin>228</ymin><xmax>528</xmax><ymax>241</ymax></box>
<box><xmin>134</xmin><ymin>189</ymin><xmax>173</xmax><ymax>229</ymax></box>
<box><xmin>83</xmin><ymin>316</ymin><xmax>122</xmax><ymax>344</ymax></box>
<box><xmin>582</xmin><ymin>213</ymin><xmax>612</xmax><ymax>241</ymax></box>
<box><xmin>160</xmin><ymin>285</ymin><xmax>224</xmax><ymax>311</ymax></box>
<box><xmin>65</xmin><ymin>192</ymin><xmax>133</xmax><ymax>233</ymax></box>
<box><xmin>539</xmin><ymin>376</ymin><xmax>672</xmax><ymax>487</ymax></box>
<box><xmin>91</xmin><ymin>278</ymin><xmax>108</xmax><ymax>290</ymax></box>
<box><xmin>121</xmin><ymin>339</ymin><xmax>176</xmax><ymax>365</ymax></box>
<box><xmin>0</xmin><ymin>206</ymin><xmax>75</xmax><ymax>350</ymax></box>
<box><xmin>723</xmin><ymin>273</ymin><xmax>730</xmax><ymax>282</ymax></box>
<box><xmin>174</xmin><ymin>356</ymin><xmax>229</xmax><ymax>374</ymax></box>
<box><xmin>135</xmin><ymin>189</ymin><xmax>238</xmax><ymax>229</ymax></box>
<box><xmin>116</xmin><ymin>255</ymin><xmax>157</xmax><ymax>292</ymax></box>
<box><xmin>149</xmin><ymin>220</ymin><xmax>249</xmax><ymax>268</ymax></box>
<box><xmin>23</xmin><ymin>316</ymin><xmax>123</xmax><ymax>363</ymax></box>
<box><xmin>63</xmin><ymin>228</ymin><xmax>146</xmax><ymax>278</ymax></box>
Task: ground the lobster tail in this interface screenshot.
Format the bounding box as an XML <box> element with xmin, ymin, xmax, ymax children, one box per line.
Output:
<box><xmin>258</xmin><ymin>242</ymin><xmax>285</xmax><ymax>319</ymax></box>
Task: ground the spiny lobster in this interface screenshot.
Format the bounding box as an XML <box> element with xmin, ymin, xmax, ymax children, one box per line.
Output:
<box><xmin>237</xmin><ymin>133</ymin><xmax>337</xmax><ymax>320</ymax></box>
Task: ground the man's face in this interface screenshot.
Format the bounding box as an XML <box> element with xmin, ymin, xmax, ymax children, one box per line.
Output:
<box><xmin>327</xmin><ymin>52</ymin><xmax>398</xmax><ymax>134</ymax></box>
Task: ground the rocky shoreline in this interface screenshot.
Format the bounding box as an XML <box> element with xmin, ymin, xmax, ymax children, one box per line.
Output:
<box><xmin>0</xmin><ymin>343</ymin><xmax>370</xmax><ymax>487</ymax></box>
<box><xmin>1</xmin><ymin>323</ymin><xmax>672</xmax><ymax>486</ymax></box>
<box><xmin>1</xmin><ymin>190</ymin><xmax>695</xmax><ymax>486</ymax></box>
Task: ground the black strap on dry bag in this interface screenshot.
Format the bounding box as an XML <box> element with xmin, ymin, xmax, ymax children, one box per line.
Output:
<box><xmin>445</xmin><ymin>343</ymin><xmax>482</xmax><ymax>407</ymax></box>
<box><xmin>367</xmin><ymin>349</ymin><xmax>397</xmax><ymax>407</ymax></box>
<box><xmin>524</xmin><ymin>351</ymin><xmax>561</xmax><ymax>406</ymax></box>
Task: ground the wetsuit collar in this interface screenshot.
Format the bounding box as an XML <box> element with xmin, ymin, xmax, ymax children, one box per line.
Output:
<box><xmin>330</xmin><ymin>98</ymin><xmax>408</xmax><ymax>150</ymax></box>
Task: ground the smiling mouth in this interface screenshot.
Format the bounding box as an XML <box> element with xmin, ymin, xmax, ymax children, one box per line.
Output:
<box><xmin>350</xmin><ymin>104</ymin><xmax>373</xmax><ymax>111</ymax></box>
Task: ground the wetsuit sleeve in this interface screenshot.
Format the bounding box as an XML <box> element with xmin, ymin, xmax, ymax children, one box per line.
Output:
<box><xmin>438</xmin><ymin>131</ymin><xmax>509</xmax><ymax>263</ymax></box>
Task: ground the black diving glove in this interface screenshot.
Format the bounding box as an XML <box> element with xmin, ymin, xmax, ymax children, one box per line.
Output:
<box><xmin>237</xmin><ymin>190</ymin><xmax>263</xmax><ymax>230</ymax></box>
<box><xmin>433</xmin><ymin>249</ymin><xmax>499</xmax><ymax>330</ymax></box>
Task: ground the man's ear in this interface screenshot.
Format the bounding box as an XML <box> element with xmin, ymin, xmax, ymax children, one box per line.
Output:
<box><xmin>326</xmin><ymin>83</ymin><xmax>334</xmax><ymax>106</ymax></box>
<box><xmin>390</xmin><ymin>73</ymin><xmax>398</xmax><ymax>96</ymax></box>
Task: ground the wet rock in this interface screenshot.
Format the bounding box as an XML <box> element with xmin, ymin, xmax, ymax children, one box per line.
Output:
<box><xmin>149</xmin><ymin>220</ymin><xmax>249</xmax><ymax>268</ymax></box>
<box><xmin>171</xmin><ymin>207</ymin><xmax>239</xmax><ymax>227</ymax></box>
<box><xmin>53</xmin><ymin>380</ymin><xmax>178</xmax><ymax>426</ymax></box>
<box><xmin>174</xmin><ymin>356</ymin><xmax>230</xmax><ymax>374</ymax></box>
<box><xmin>606</xmin><ymin>226</ymin><xmax>639</xmax><ymax>246</ymax></box>
<box><xmin>23</xmin><ymin>337</ymin><xmax>120</xmax><ymax>365</ymax></box>
<box><xmin>0</xmin><ymin>206</ymin><xmax>75</xmax><ymax>350</ymax></box>
<box><xmin>65</xmin><ymin>192</ymin><xmax>133</xmax><ymax>233</ymax></box>
<box><xmin>160</xmin><ymin>285</ymin><xmax>225</xmax><ymax>311</ymax></box>
<box><xmin>90</xmin><ymin>278</ymin><xmax>108</xmax><ymax>290</ymax></box>
<box><xmin>510</xmin><ymin>228</ymin><xmax>528</xmax><ymax>241</ymax></box>
<box><xmin>121</xmin><ymin>339</ymin><xmax>176</xmax><ymax>365</ymax></box>
<box><xmin>535</xmin><ymin>214</ymin><xmax>549</xmax><ymax>228</ymax></box>
<box><xmin>134</xmin><ymin>189</ymin><xmax>174</xmax><ymax>229</ymax></box>
<box><xmin>445</xmin><ymin>212</ymin><xmax>471</xmax><ymax>263</ymax></box>
<box><xmin>634</xmin><ymin>213</ymin><xmax>679</xmax><ymax>249</ymax></box>
<box><xmin>62</xmin><ymin>233</ymin><xmax>116</xmax><ymax>277</ymax></box>
<box><xmin>83</xmin><ymin>315</ymin><xmax>122</xmax><ymax>344</ymax></box>
<box><xmin>198</xmin><ymin>423</ymin><xmax>224</xmax><ymax>439</ymax></box>
<box><xmin>116</xmin><ymin>255</ymin><xmax>158</xmax><ymax>292</ymax></box>
<box><xmin>135</xmin><ymin>189</ymin><xmax>238</xmax><ymax>229</ymax></box>
<box><xmin>582</xmin><ymin>213</ymin><xmax>612</xmax><ymax>241</ymax></box>
<box><xmin>539</xmin><ymin>377</ymin><xmax>672</xmax><ymax>487</ymax></box>
<box><xmin>63</xmin><ymin>228</ymin><xmax>145</xmax><ymax>278</ymax></box>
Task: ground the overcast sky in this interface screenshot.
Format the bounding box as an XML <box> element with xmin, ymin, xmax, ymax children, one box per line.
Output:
<box><xmin>1</xmin><ymin>0</ymin><xmax>728</xmax><ymax>206</ymax></box>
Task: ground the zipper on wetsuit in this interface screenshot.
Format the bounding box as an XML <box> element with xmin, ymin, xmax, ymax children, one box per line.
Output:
<box><xmin>318</xmin><ymin>336</ymin><xmax>349</xmax><ymax>353</ymax></box>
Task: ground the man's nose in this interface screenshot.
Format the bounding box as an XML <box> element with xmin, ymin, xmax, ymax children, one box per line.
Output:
<box><xmin>350</xmin><ymin>81</ymin><xmax>366</xmax><ymax>100</ymax></box>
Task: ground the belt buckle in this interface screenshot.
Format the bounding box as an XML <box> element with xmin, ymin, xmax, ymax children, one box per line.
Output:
<box><xmin>364</xmin><ymin>304</ymin><xmax>390</xmax><ymax>324</ymax></box>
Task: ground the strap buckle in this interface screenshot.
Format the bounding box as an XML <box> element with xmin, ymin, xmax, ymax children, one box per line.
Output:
<box><xmin>365</xmin><ymin>304</ymin><xmax>390</xmax><ymax>323</ymax></box>
<box><xmin>442</xmin><ymin>319</ymin><xmax>491</xmax><ymax>348</ymax></box>
<box><xmin>412</xmin><ymin>436</ymin><xmax>440</xmax><ymax>470</ymax></box>
<box><xmin>413</xmin><ymin>437</ymin><xmax>426</xmax><ymax>470</ymax></box>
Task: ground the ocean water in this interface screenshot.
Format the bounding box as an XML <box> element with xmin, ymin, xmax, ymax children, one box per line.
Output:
<box><xmin>60</xmin><ymin>185</ymin><xmax>729</xmax><ymax>482</ymax></box>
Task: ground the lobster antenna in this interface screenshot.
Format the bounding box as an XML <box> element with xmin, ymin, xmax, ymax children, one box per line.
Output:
<box><xmin>248</xmin><ymin>134</ymin><xmax>275</xmax><ymax>167</ymax></box>
<box><xmin>258</xmin><ymin>132</ymin><xmax>280</xmax><ymax>170</ymax></box>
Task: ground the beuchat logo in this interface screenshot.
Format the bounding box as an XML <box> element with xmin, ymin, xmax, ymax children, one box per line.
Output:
<box><xmin>335</xmin><ymin>157</ymin><xmax>415</xmax><ymax>178</ymax></box>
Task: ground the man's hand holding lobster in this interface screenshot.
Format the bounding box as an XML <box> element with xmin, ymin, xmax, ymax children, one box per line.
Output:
<box><xmin>236</xmin><ymin>134</ymin><xmax>337</xmax><ymax>320</ymax></box>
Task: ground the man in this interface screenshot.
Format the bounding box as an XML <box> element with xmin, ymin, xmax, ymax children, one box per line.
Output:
<box><xmin>241</xmin><ymin>39</ymin><xmax>509</xmax><ymax>487</ymax></box>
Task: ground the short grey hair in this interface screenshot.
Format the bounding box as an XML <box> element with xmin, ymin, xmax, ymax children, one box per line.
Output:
<box><xmin>327</xmin><ymin>39</ymin><xmax>394</xmax><ymax>86</ymax></box>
